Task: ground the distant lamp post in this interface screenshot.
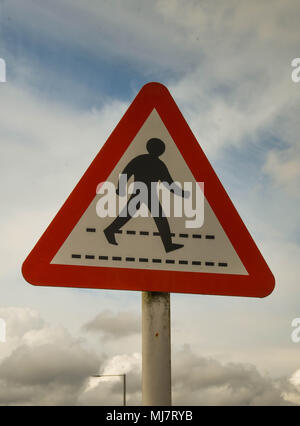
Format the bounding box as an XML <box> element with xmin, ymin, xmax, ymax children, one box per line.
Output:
<box><xmin>92</xmin><ymin>374</ymin><xmax>126</xmax><ymax>406</ymax></box>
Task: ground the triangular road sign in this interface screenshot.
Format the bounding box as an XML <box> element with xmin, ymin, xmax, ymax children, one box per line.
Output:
<box><xmin>22</xmin><ymin>82</ymin><xmax>275</xmax><ymax>297</ymax></box>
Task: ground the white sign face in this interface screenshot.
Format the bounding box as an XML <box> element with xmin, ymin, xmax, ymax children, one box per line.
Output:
<box><xmin>51</xmin><ymin>109</ymin><xmax>247</xmax><ymax>276</ymax></box>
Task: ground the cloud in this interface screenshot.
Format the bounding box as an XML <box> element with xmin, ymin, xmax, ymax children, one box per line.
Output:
<box><xmin>290</xmin><ymin>369</ymin><xmax>300</xmax><ymax>387</ymax></box>
<box><xmin>0</xmin><ymin>82</ymin><xmax>127</xmax><ymax>282</ymax></box>
<box><xmin>1</xmin><ymin>308</ymin><xmax>300</xmax><ymax>405</ymax></box>
<box><xmin>0</xmin><ymin>306</ymin><xmax>44</xmax><ymax>339</ymax></box>
<box><xmin>1</xmin><ymin>0</ymin><xmax>299</xmax><ymax>222</ymax></box>
<box><xmin>172</xmin><ymin>346</ymin><xmax>297</xmax><ymax>406</ymax></box>
<box><xmin>80</xmin><ymin>353</ymin><xmax>141</xmax><ymax>405</ymax></box>
<box><xmin>281</xmin><ymin>369</ymin><xmax>300</xmax><ymax>405</ymax></box>
<box><xmin>82</xmin><ymin>310</ymin><xmax>140</xmax><ymax>340</ymax></box>
<box><xmin>263</xmin><ymin>146</ymin><xmax>300</xmax><ymax>196</ymax></box>
<box><xmin>80</xmin><ymin>346</ymin><xmax>300</xmax><ymax>406</ymax></box>
<box><xmin>0</xmin><ymin>307</ymin><xmax>100</xmax><ymax>405</ymax></box>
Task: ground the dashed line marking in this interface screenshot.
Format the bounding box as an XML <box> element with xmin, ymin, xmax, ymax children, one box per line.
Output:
<box><xmin>86</xmin><ymin>228</ymin><xmax>96</xmax><ymax>232</ymax></box>
<box><xmin>71</xmin><ymin>255</ymin><xmax>227</xmax><ymax>268</ymax></box>
<box><xmin>85</xmin><ymin>228</ymin><xmax>215</xmax><ymax>239</ymax></box>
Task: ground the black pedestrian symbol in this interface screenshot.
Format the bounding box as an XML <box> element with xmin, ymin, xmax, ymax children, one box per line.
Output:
<box><xmin>104</xmin><ymin>138</ymin><xmax>189</xmax><ymax>253</ymax></box>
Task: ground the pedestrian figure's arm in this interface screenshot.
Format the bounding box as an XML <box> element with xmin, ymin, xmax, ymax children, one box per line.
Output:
<box><xmin>161</xmin><ymin>164</ymin><xmax>190</xmax><ymax>198</ymax></box>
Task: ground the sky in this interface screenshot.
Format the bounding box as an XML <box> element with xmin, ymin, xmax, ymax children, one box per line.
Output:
<box><xmin>0</xmin><ymin>0</ymin><xmax>300</xmax><ymax>406</ymax></box>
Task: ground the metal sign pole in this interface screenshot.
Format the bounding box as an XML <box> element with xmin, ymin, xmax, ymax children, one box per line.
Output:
<box><xmin>142</xmin><ymin>291</ymin><xmax>171</xmax><ymax>406</ymax></box>
<box><xmin>123</xmin><ymin>373</ymin><xmax>126</xmax><ymax>406</ymax></box>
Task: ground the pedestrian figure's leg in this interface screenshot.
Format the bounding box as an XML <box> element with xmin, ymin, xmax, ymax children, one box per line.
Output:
<box><xmin>104</xmin><ymin>215</ymin><xmax>132</xmax><ymax>245</ymax></box>
<box><xmin>151</xmin><ymin>195</ymin><xmax>183</xmax><ymax>253</ymax></box>
<box><xmin>104</xmin><ymin>194</ymin><xmax>136</xmax><ymax>245</ymax></box>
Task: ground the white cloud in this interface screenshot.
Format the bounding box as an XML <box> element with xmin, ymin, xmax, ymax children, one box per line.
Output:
<box><xmin>0</xmin><ymin>307</ymin><xmax>44</xmax><ymax>339</ymax></box>
<box><xmin>0</xmin><ymin>307</ymin><xmax>45</xmax><ymax>362</ymax></box>
<box><xmin>263</xmin><ymin>147</ymin><xmax>300</xmax><ymax>196</ymax></box>
<box><xmin>282</xmin><ymin>369</ymin><xmax>300</xmax><ymax>405</ymax></box>
<box><xmin>2</xmin><ymin>1</ymin><xmax>300</xmax><ymax>188</ymax></box>
<box><xmin>172</xmin><ymin>346</ymin><xmax>295</xmax><ymax>406</ymax></box>
<box><xmin>0</xmin><ymin>307</ymin><xmax>100</xmax><ymax>405</ymax></box>
<box><xmin>101</xmin><ymin>352</ymin><xmax>141</xmax><ymax>377</ymax></box>
<box><xmin>0</xmin><ymin>83</ymin><xmax>127</xmax><ymax>282</ymax></box>
<box><xmin>290</xmin><ymin>369</ymin><xmax>300</xmax><ymax>387</ymax></box>
<box><xmin>0</xmin><ymin>307</ymin><xmax>299</xmax><ymax>405</ymax></box>
<box><xmin>3</xmin><ymin>1</ymin><xmax>299</xmax><ymax>75</ymax></box>
<box><xmin>82</xmin><ymin>352</ymin><xmax>141</xmax><ymax>405</ymax></box>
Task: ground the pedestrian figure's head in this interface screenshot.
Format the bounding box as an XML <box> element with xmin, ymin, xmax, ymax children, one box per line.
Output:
<box><xmin>146</xmin><ymin>138</ymin><xmax>165</xmax><ymax>157</ymax></box>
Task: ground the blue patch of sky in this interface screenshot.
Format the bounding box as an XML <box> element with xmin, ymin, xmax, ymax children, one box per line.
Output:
<box><xmin>213</xmin><ymin>137</ymin><xmax>272</xmax><ymax>192</ymax></box>
<box><xmin>0</xmin><ymin>15</ymin><xmax>178</xmax><ymax>111</ymax></box>
<box><xmin>0</xmin><ymin>22</ymin><xmax>146</xmax><ymax>109</ymax></box>
<box><xmin>0</xmin><ymin>1</ymin><xmax>188</xmax><ymax>110</ymax></box>
<box><xmin>209</xmin><ymin>128</ymin><xmax>299</xmax><ymax>239</ymax></box>
<box><xmin>213</xmin><ymin>124</ymin><xmax>289</xmax><ymax>195</ymax></box>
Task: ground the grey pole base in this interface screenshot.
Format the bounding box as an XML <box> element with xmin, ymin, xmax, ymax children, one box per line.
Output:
<box><xmin>142</xmin><ymin>291</ymin><xmax>171</xmax><ymax>406</ymax></box>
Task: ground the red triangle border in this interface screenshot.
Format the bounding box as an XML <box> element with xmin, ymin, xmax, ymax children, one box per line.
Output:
<box><xmin>22</xmin><ymin>82</ymin><xmax>275</xmax><ymax>297</ymax></box>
